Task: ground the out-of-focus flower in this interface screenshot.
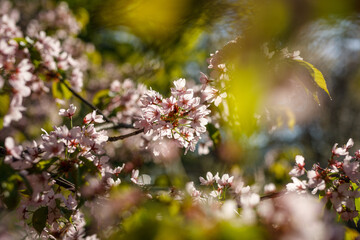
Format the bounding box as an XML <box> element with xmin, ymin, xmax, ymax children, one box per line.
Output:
<box><xmin>217</xmin><ymin>174</ymin><xmax>234</xmax><ymax>188</ymax></box>
<box><xmin>289</xmin><ymin>155</ymin><xmax>306</xmax><ymax>177</ymax></box>
<box><xmin>332</xmin><ymin>138</ymin><xmax>354</xmax><ymax>156</ymax></box>
<box><xmin>199</xmin><ymin>172</ymin><xmax>219</xmax><ymax>186</ymax></box>
<box><xmin>131</xmin><ymin>169</ymin><xmax>151</xmax><ymax>186</ymax></box>
<box><xmin>286</xmin><ymin>177</ymin><xmax>307</xmax><ymax>194</ymax></box>
<box><xmin>83</xmin><ymin>110</ymin><xmax>105</xmax><ymax>124</ymax></box>
<box><xmin>59</xmin><ymin>104</ymin><xmax>77</xmax><ymax>118</ymax></box>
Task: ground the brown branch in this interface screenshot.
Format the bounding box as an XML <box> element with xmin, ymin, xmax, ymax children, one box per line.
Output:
<box><xmin>107</xmin><ymin>129</ymin><xmax>144</xmax><ymax>142</ymax></box>
<box><xmin>260</xmin><ymin>191</ymin><xmax>286</xmax><ymax>201</ymax></box>
<box><xmin>95</xmin><ymin>122</ymin><xmax>135</xmax><ymax>131</ymax></box>
<box><xmin>60</xmin><ymin>79</ymin><xmax>112</xmax><ymax>123</ymax></box>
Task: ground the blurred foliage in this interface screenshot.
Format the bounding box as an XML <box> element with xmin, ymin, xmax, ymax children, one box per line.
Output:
<box><xmin>0</xmin><ymin>0</ymin><xmax>357</xmax><ymax>183</ymax></box>
<box><xmin>107</xmin><ymin>197</ymin><xmax>267</xmax><ymax>240</ymax></box>
<box><xmin>2</xmin><ymin>0</ymin><xmax>360</xmax><ymax>237</ymax></box>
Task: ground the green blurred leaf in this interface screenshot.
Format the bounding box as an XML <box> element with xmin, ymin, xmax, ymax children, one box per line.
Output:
<box><xmin>32</xmin><ymin>207</ymin><xmax>48</xmax><ymax>234</ymax></box>
<box><xmin>92</xmin><ymin>89</ymin><xmax>110</xmax><ymax>107</ymax></box>
<box><xmin>206</xmin><ymin>123</ymin><xmax>221</xmax><ymax>146</ymax></box>
<box><xmin>52</xmin><ymin>81</ymin><xmax>72</xmax><ymax>100</ymax></box>
<box><xmin>36</xmin><ymin>157</ymin><xmax>59</xmax><ymax>172</ymax></box>
<box><xmin>0</xmin><ymin>162</ymin><xmax>21</xmax><ymax>210</ymax></box>
<box><xmin>0</xmin><ymin>94</ymin><xmax>10</xmax><ymax>117</ymax></box>
<box><xmin>60</xmin><ymin>206</ymin><xmax>73</xmax><ymax>220</ymax></box>
<box><xmin>345</xmin><ymin>227</ymin><xmax>360</xmax><ymax>240</ymax></box>
<box><xmin>0</xmin><ymin>93</ymin><xmax>9</xmax><ymax>129</ymax></box>
<box><xmin>1</xmin><ymin>182</ymin><xmax>20</xmax><ymax>210</ymax></box>
<box><xmin>352</xmin><ymin>182</ymin><xmax>360</xmax><ymax>227</ymax></box>
<box><xmin>75</xmin><ymin>8</ymin><xmax>89</xmax><ymax>29</ymax></box>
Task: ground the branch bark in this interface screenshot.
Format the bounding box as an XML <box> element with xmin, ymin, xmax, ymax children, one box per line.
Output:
<box><xmin>107</xmin><ymin>129</ymin><xmax>144</xmax><ymax>142</ymax></box>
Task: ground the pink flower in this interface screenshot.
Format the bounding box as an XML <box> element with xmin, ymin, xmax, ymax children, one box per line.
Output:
<box><xmin>286</xmin><ymin>177</ymin><xmax>307</xmax><ymax>194</ymax></box>
<box><xmin>199</xmin><ymin>72</ymin><xmax>211</xmax><ymax>86</ymax></box>
<box><xmin>289</xmin><ymin>155</ymin><xmax>306</xmax><ymax>177</ymax></box>
<box><xmin>130</xmin><ymin>169</ymin><xmax>151</xmax><ymax>186</ymax></box>
<box><xmin>186</xmin><ymin>181</ymin><xmax>201</xmax><ymax>198</ymax></box>
<box><xmin>171</xmin><ymin>78</ymin><xmax>193</xmax><ymax>98</ymax></box>
<box><xmin>59</xmin><ymin>104</ymin><xmax>77</xmax><ymax>118</ymax></box>
<box><xmin>332</xmin><ymin>138</ymin><xmax>354</xmax><ymax>156</ymax></box>
<box><xmin>113</xmin><ymin>164</ymin><xmax>125</xmax><ymax>176</ymax></box>
<box><xmin>218</xmin><ymin>174</ymin><xmax>234</xmax><ymax>188</ymax></box>
<box><xmin>135</xmin><ymin>79</ymin><xmax>211</xmax><ymax>153</ymax></box>
<box><xmin>202</xmin><ymin>86</ymin><xmax>227</xmax><ymax>106</ymax></box>
<box><xmin>4</xmin><ymin>137</ymin><xmax>22</xmax><ymax>159</ymax></box>
<box><xmin>70</xmin><ymin>68</ymin><xmax>83</xmax><ymax>92</ymax></box>
<box><xmin>343</xmin><ymin>155</ymin><xmax>360</xmax><ymax>183</ymax></box>
<box><xmin>199</xmin><ymin>172</ymin><xmax>219</xmax><ymax>186</ymax></box>
<box><xmin>3</xmin><ymin>95</ymin><xmax>26</xmax><ymax>127</ymax></box>
<box><xmin>83</xmin><ymin>110</ymin><xmax>105</xmax><ymax>124</ymax></box>
<box><xmin>307</xmin><ymin>170</ymin><xmax>325</xmax><ymax>194</ymax></box>
<box><xmin>42</xmin><ymin>135</ymin><xmax>65</xmax><ymax>159</ymax></box>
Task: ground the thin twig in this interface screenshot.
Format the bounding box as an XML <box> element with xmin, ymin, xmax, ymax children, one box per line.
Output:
<box><xmin>52</xmin><ymin>175</ymin><xmax>76</xmax><ymax>192</ymax></box>
<box><xmin>60</xmin><ymin>79</ymin><xmax>112</xmax><ymax>123</ymax></box>
<box><xmin>95</xmin><ymin>122</ymin><xmax>135</xmax><ymax>131</ymax></box>
<box><xmin>107</xmin><ymin>129</ymin><xmax>144</xmax><ymax>142</ymax></box>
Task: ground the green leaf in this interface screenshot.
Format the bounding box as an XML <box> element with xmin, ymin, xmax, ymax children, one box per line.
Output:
<box><xmin>19</xmin><ymin>173</ymin><xmax>33</xmax><ymax>196</ymax></box>
<box><xmin>32</xmin><ymin>207</ymin><xmax>48</xmax><ymax>234</ymax></box>
<box><xmin>36</xmin><ymin>157</ymin><xmax>59</xmax><ymax>172</ymax></box>
<box><xmin>294</xmin><ymin>59</ymin><xmax>331</xmax><ymax>99</ymax></box>
<box><xmin>92</xmin><ymin>89</ymin><xmax>110</xmax><ymax>106</ymax></box>
<box><xmin>60</xmin><ymin>207</ymin><xmax>73</xmax><ymax>220</ymax></box>
<box><xmin>206</xmin><ymin>123</ymin><xmax>221</xmax><ymax>146</ymax></box>
<box><xmin>1</xmin><ymin>182</ymin><xmax>20</xmax><ymax>210</ymax></box>
<box><xmin>78</xmin><ymin>156</ymin><xmax>100</xmax><ymax>175</ymax></box>
<box><xmin>75</xmin><ymin>8</ymin><xmax>89</xmax><ymax>29</ymax></box>
<box><xmin>345</xmin><ymin>227</ymin><xmax>360</xmax><ymax>240</ymax></box>
<box><xmin>52</xmin><ymin>81</ymin><xmax>72</xmax><ymax>100</ymax></box>
<box><xmin>352</xmin><ymin>182</ymin><xmax>360</xmax><ymax>226</ymax></box>
<box><xmin>0</xmin><ymin>94</ymin><xmax>10</xmax><ymax>117</ymax></box>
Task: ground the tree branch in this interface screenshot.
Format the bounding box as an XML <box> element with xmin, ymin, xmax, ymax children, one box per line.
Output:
<box><xmin>107</xmin><ymin>129</ymin><xmax>144</xmax><ymax>142</ymax></box>
<box><xmin>260</xmin><ymin>191</ymin><xmax>285</xmax><ymax>201</ymax></box>
<box><xmin>95</xmin><ymin>122</ymin><xmax>135</xmax><ymax>131</ymax></box>
<box><xmin>60</xmin><ymin>79</ymin><xmax>112</xmax><ymax>123</ymax></box>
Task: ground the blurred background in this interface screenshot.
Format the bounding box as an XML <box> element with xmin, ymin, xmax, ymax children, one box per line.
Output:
<box><xmin>3</xmin><ymin>0</ymin><xmax>360</xmax><ymax>188</ymax></box>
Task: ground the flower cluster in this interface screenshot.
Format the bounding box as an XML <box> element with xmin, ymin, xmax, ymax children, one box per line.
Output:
<box><xmin>105</xmin><ymin>79</ymin><xmax>147</xmax><ymax>125</ymax></box>
<box><xmin>200</xmin><ymin>51</ymin><xmax>228</xmax><ymax>107</ymax></box>
<box><xmin>26</xmin><ymin>2</ymin><xmax>81</xmax><ymax>40</ymax></box>
<box><xmin>0</xmin><ymin>10</ymin><xmax>83</xmax><ymax>127</ymax></box>
<box><xmin>286</xmin><ymin>138</ymin><xmax>360</xmax><ymax>221</ymax></box>
<box><xmin>135</xmin><ymin>78</ymin><xmax>211</xmax><ymax>153</ymax></box>
<box><xmin>1</xmin><ymin>106</ymin><xmax>119</xmax><ymax>238</ymax></box>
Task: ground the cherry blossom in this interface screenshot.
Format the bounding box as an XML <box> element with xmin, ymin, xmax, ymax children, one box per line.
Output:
<box><xmin>83</xmin><ymin>110</ymin><xmax>105</xmax><ymax>124</ymax></box>
<box><xmin>289</xmin><ymin>155</ymin><xmax>306</xmax><ymax>177</ymax></box>
<box><xmin>135</xmin><ymin>78</ymin><xmax>211</xmax><ymax>153</ymax></box>
<box><xmin>59</xmin><ymin>104</ymin><xmax>77</xmax><ymax>118</ymax></box>
<box><xmin>199</xmin><ymin>172</ymin><xmax>219</xmax><ymax>186</ymax></box>
<box><xmin>286</xmin><ymin>177</ymin><xmax>307</xmax><ymax>194</ymax></box>
<box><xmin>217</xmin><ymin>173</ymin><xmax>234</xmax><ymax>188</ymax></box>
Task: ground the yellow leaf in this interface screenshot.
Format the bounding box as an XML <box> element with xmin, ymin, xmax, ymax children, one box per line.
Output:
<box><xmin>295</xmin><ymin>59</ymin><xmax>331</xmax><ymax>99</ymax></box>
